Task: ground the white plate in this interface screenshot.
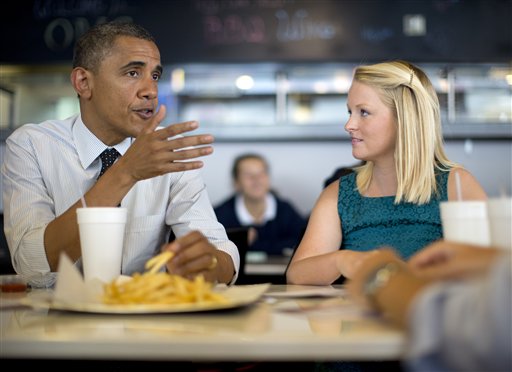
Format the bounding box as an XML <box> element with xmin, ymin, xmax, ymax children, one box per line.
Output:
<box><xmin>23</xmin><ymin>283</ymin><xmax>270</xmax><ymax>314</ymax></box>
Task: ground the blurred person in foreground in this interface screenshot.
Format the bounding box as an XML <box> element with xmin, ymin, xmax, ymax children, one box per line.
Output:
<box><xmin>287</xmin><ymin>60</ymin><xmax>487</xmax><ymax>286</ymax></box>
<box><xmin>347</xmin><ymin>240</ymin><xmax>511</xmax><ymax>372</ymax></box>
<box><xmin>214</xmin><ymin>153</ymin><xmax>307</xmax><ymax>256</ymax></box>
<box><xmin>1</xmin><ymin>21</ymin><xmax>239</xmax><ymax>288</ymax></box>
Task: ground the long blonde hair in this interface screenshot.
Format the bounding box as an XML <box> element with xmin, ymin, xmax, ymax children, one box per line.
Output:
<box><xmin>353</xmin><ymin>60</ymin><xmax>457</xmax><ymax>204</ymax></box>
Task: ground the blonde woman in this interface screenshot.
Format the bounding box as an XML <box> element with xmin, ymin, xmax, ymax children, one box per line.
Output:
<box><xmin>287</xmin><ymin>60</ymin><xmax>487</xmax><ymax>285</ymax></box>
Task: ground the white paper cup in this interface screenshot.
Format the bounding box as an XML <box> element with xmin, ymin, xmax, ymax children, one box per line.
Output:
<box><xmin>77</xmin><ymin>207</ymin><xmax>127</xmax><ymax>283</ymax></box>
<box><xmin>440</xmin><ymin>201</ymin><xmax>490</xmax><ymax>247</ymax></box>
<box><xmin>487</xmin><ymin>197</ymin><xmax>512</xmax><ymax>250</ymax></box>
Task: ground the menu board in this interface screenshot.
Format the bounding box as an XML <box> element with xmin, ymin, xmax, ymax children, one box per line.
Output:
<box><xmin>1</xmin><ymin>0</ymin><xmax>510</xmax><ymax>64</ymax></box>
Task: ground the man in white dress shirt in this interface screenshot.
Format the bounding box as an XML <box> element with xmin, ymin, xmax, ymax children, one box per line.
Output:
<box><xmin>1</xmin><ymin>21</ymin><xmax>239</xmax><ymax>288</ymax></box>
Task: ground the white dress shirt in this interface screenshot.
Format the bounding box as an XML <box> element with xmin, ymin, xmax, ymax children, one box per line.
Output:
<box><xmin>1</xmin><ymin>114</ymin><xmax>239</xmax><ymax>287</ymax></box>
<box><xmin>235</xmin><ymin>192</ymin><xmax>277</xmax><ymax>226</ymax></box>
<box><xmin>406</xmin><ymin>254</ymin><xmax>511</xmax><ymax>372</ymax></box>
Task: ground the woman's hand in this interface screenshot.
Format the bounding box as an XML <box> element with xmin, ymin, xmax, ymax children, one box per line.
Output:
<box><xmin>336</xmin><ymin>249</ymin><xmax>382</xmax><ymax>279</ymax></box>
<box><xmin>346</xmin><ymin>248</ymin><xmax>403</xmax><ymax>307</ymax></box>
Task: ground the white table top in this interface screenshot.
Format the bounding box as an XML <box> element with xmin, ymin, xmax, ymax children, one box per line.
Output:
<box><xmin>0</xmin><ymin>284</ymin><xmax>405</xmax><ymax>362</ymax></box>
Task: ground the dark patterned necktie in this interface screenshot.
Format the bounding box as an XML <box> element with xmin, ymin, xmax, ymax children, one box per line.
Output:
<box><xmin>97</xmin><ymin>148</ymin><xmax>120</xmax><ymax>179</ymax></box>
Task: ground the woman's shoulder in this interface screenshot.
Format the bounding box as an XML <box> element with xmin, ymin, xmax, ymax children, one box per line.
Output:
<box><xmin>317</xmin><ymin>177</ymin><xmax>343</xmax><ymax>204</ymax></box>
<box><xmin>446</xmin><ymin>167</ymin><xmax>487</xmax><ymax>200</ymax></box>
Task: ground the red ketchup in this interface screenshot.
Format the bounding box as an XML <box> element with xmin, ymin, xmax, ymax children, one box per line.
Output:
<box><xmin>0</xmin><ymin>282</ymin><xmax>28</xmax><ymax>292</ymax></box>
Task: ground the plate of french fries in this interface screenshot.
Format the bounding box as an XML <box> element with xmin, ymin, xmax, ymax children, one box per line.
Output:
<box><xmin>26</xmin><ymin>251</ymin><xmax>270</xmax><ymax>314</ymax></box>
<box><xmin>45</xmin><ymin>282</ymin><xmax>270</xmax><ymax>314</ymax></box>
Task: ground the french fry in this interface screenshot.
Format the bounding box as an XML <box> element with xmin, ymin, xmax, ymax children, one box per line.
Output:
<box><xmin>145</xmin><ymin>251</ymin><xmax>174</xmax><ymax>274</ymax></box>
<box><xmin>102</xmin><ymin>251</ymin><xmax>229</xmax><ymax>306</ymax></box>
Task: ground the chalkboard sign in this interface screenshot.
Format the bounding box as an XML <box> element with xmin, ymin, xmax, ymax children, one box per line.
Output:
<box><xmin>1</xmin><ymin>0</ymin><xmax>511</xmax><ymax>64</ymax></box>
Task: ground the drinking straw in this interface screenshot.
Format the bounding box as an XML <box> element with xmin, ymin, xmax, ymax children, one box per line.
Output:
<box><xmin>80</xmin><ymin>195</ymin><xmax>87</xmax><ymax>208</ymax></box>
<box><xmin>499</xmin><ymin>184</ymin><xmax>508</xmax><ymax>198</ymax></box>
<box><xmin>455</xmin><ymin>171</ymin><xmax>462</xmax><ymax>201</ymax></box>
<box><xmin>71</xmin><ymin>169</ymin><xmax>87</xmax><ymax>208</ymax></box>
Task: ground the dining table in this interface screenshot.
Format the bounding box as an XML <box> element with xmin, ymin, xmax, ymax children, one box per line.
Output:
<box><xmin>0</xmin><ymin>280</ymin><xmax>405</xmax><ymax>364</ymax></box>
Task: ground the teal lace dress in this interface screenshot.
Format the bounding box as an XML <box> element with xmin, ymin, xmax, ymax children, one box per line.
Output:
<box><xmin>338</xmin><ymin>171</ymin><xmax>449</xmax><ymax>260</ymax></box>
<box><xmin>316</xmin><ymin>170</ymin><xmax>450</xmax><ymax>372</ymax></box>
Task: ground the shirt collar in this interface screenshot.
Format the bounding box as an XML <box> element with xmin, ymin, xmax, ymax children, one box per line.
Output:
<box><xmin>235</xmin><ymin>192</ymin><xmax>277</xmax><ymax>225</ymax></box>
<box><xmin>73</xmin><ymin>115</ymin><xmax>132</xmax><ymax>170</ymax></box>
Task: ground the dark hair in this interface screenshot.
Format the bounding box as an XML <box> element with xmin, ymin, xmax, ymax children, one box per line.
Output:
<box><xmin>232</xmin><ymin>153</ymin><xmax>269</xmax><ymax>180</ymax></box>
<box><xmin>72</xmin><ymin>21</ymin><xmax>156</xmax><ymax>72</ymax></box>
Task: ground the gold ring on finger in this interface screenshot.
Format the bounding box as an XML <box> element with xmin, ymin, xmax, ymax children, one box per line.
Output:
<box><xmin>208</xmin><ymin>255</ymin><xmax>218</xmax><ymax>270</ymax></box>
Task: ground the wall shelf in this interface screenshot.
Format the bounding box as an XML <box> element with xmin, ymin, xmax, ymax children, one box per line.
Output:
<box><xmin>162</xmin><ymin>62</ymin><xmax>512</xmax><ymax>141</ymax></box>
<box><xmin>1</xmin><ymin>62</ymin><xmax>511</xmax><ymax>141</ymax></box>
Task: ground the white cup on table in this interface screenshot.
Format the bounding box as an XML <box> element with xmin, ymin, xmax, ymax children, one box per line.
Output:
<box><xmin>76</xmin><ymin>207</ymin><xmax>127</xmax><ymax>283</ymax></box>
<box><xmin>440</xmin><ymin>200</ymin><xmax>490</xmax><ymax>247</ymax></box>
<box><xmin>487</xmin><ymin>197</ymin><xmax>512</xmax><ymax>250</ymax></box>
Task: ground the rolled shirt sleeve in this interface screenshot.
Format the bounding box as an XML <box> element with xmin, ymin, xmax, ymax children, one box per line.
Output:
<box><xmin>405</xmin><ymin>254</ymin><xmax>512</xmax><ymax>372</ymax></box>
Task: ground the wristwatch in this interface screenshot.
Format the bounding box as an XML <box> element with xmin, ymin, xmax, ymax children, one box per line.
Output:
<box><xmin>363</xmin><ymin>261</ymin><xmax>401</xmax><ymax>309</ymax></box>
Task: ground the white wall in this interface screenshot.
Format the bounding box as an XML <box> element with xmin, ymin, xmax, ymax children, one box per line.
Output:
<box><xmin>201</xmin><ymin>139</ymin><xmax>512</xmax><ymax>217</ymax></box>
<box><xmin>1</xmin><ymin>139</ymin><xmax>511</xmax><ymax>216</ymax></box>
